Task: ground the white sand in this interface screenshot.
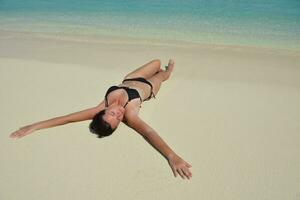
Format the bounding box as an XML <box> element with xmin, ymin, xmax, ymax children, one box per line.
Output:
<box><xmin>1</xmin><ymin>30</ymin><xmax>300</xmax><ymax>200</ymax></box>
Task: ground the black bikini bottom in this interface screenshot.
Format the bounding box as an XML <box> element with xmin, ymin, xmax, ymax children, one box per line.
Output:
<box><xmin>122</xmin><ymin>77</ymin><xmax>155</xmax><ymax>101</ymax></box>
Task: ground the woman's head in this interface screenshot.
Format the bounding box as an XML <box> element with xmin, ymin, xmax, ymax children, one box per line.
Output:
<box><xmin>89</xmin><ymin>105</ymin><xmax>125</xmax><ymax>138</ymax></box>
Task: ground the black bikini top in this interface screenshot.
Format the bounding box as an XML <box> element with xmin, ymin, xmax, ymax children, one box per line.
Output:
<box><xmin>104</xmin><ymin>86</ymin><xmax>142</xmax><ymax>108</ymax></box>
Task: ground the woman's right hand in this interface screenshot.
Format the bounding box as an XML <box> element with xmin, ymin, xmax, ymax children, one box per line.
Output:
<box><xmin>10</xmin><ymin>125</ymin><xmax>36</xmax><ymax>139</ymax></box>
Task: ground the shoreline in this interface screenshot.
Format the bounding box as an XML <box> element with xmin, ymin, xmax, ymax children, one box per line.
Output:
<box><xmin>1</xmin><ymin>29</ymin><xmax>300</xmax><ymax>56</ymax></box>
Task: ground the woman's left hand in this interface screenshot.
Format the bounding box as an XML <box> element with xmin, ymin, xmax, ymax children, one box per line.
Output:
<box><xmin>167</xmin><ymin>154</ymin><xmax>192</xmax><ymax>180</ymax></box>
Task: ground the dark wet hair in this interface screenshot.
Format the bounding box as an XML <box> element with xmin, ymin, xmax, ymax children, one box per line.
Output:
<box><xmin>89</xmin><ymin>110</ymin><xmax>116</xmax><ymax>138</ymax></box>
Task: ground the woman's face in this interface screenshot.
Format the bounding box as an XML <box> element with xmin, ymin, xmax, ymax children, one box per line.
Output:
<box><xmin>103</xmin><ymin>105</ymin><xmax>125</xmax><ymax>129</ymax></box>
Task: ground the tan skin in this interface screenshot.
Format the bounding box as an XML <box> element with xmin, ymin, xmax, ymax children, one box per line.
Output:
<box><xmin>10</xmin><ymin>59</ymin><xmax>192</xmax><ymax>180</ymax></box>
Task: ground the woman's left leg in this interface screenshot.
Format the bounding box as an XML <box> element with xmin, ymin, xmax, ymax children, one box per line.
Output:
<box><xmin>124</xmin><ymin>59</ymin><xmax>162</xmax><ymax>80</ymax></box>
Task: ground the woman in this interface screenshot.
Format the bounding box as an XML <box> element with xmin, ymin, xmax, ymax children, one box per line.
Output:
<box><xmin>10</xmin><ymin>59</ymin><xmax>192</xmax><ymax>180</ymax></box>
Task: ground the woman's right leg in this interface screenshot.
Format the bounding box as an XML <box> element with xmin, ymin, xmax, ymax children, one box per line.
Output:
<box><xmin>147</xmin><ymin>60</ymin><xmax>174</xmax><ymax>97</ymax></box>
<box><xmin>124</xmin><ymin>59</ymin><xmax>162</xmax><ymax>79</ymax></box>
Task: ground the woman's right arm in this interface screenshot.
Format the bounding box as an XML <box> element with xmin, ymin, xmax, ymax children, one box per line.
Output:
<box><xmin>10</xmin><ymin>101</ymin><xmax>105</xmax><ymax>139</ymax></box>
<box><xmin>125</xmin><ymin>115</ymin><xmax>192</xmax><ymax>179</ymax></box>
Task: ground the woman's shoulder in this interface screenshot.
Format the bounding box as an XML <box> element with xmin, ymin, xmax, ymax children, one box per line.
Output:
<box><xmin>123</xmin><ymin>107</ymin><xmax>140</xmax><ymax>125</ymax></box>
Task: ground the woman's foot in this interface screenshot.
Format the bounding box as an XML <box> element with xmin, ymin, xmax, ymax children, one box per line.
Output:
<box><xmin>163</xmin><ymin>59</ymin><xmax>174</xmax><ymax>80</ymax></box>
<box><xmin>166</xmin><ymin>59</ymin><xmax>174</xmax><ymax>72</ymax></box>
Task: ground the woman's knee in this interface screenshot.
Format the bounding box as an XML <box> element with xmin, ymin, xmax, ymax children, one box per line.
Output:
<box><xmin>151</xmin><ymin>59</ymin><xmax>161</xmax><ymax>67</ymax></box>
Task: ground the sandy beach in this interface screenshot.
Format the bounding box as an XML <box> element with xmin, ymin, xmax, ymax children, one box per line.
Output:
<box><xmin>1</xmin><ymin>30</ymin><xmax>300</xmax><ymax>200</ymax></box>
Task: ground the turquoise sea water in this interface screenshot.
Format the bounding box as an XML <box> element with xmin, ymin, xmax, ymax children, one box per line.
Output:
<box><xmin>0</xmin><ymin>0</ymin><xmax>300</xmax><ymax>50</ymax></box>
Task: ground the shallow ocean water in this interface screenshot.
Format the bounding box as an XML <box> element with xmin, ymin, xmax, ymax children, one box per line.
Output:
<box><xmin>0</xmin><ymin>0</ymin><xmax>300</xmax><ymax>49</ymax></box>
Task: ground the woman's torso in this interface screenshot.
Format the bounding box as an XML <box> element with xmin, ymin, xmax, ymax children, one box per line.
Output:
<box><xmin>118</xmin><ymin>80</ymin><xmax>151</xmax><ymax>102</ymax></box>
<box><xmin>105</xmin><ymin>79</ymin><xmax>152</xmax><ymax>110</ymax></box>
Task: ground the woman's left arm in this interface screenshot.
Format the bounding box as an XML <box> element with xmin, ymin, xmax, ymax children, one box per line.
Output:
<box><xmin>126</xmin><ymin>116</ymin><xmax>192</xmax><ymax>180</ymax></box>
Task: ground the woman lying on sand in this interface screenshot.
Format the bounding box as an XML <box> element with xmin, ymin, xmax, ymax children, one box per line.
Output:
<box><xmin>10</xmin><ymin>59</ymin><xmax>192</xmax><ymax>180</ymax></box>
